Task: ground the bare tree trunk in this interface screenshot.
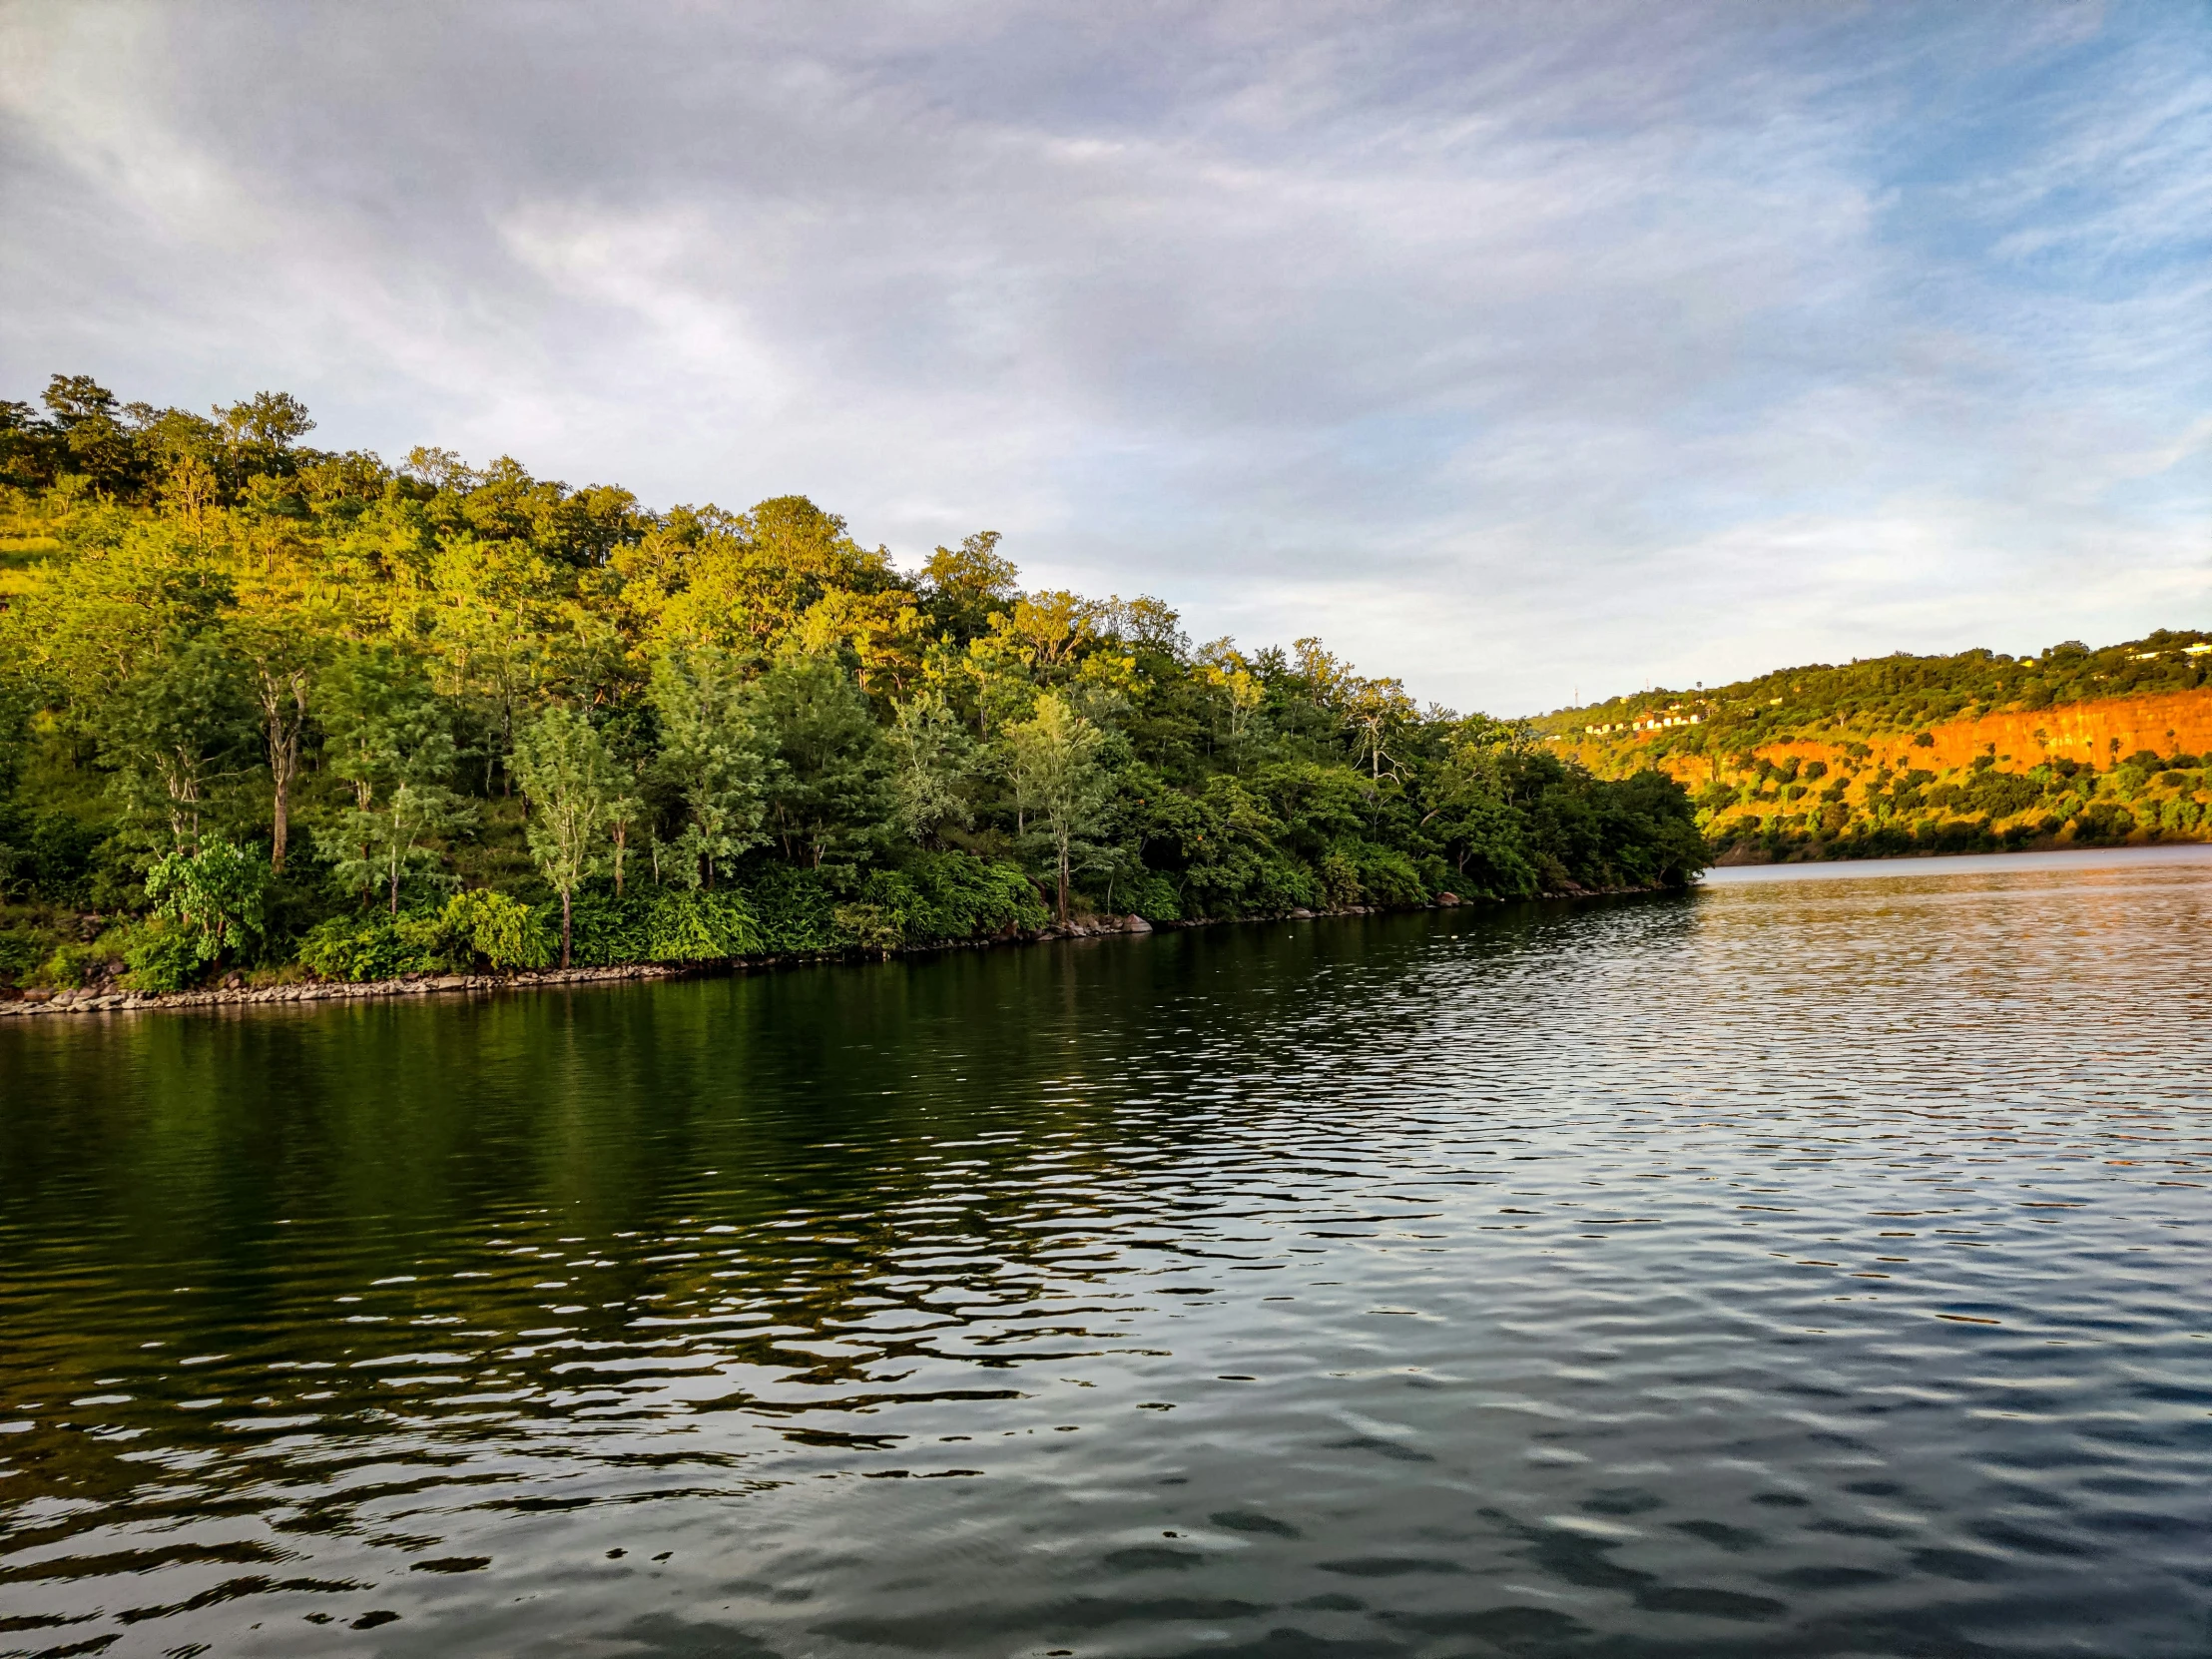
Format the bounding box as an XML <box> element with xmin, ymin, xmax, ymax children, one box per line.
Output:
<box><xmin>1056</xmin><ymin>830</ymin><xmax>1071</xmax><ymax>924</ymax></box>
<box><xmin>271</xmin><ymin>757</ymin><xmax>291</xmax><ymax>868</ymax></box>
<box><xmin>262</xmin><ymin>669</ymin><xmax>307</xmax><ymax>870</ymax></box>
<box><xmin>560</xmin><ymin>888</ymin><xmax>572</xmax><ymax>969</ymax></box>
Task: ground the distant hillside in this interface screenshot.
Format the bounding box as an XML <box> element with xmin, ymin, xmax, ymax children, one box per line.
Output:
<box><xmin>1535</xmin><ymin>631</ymin><xmax>2212</xmax><ymax>860</ymax></box>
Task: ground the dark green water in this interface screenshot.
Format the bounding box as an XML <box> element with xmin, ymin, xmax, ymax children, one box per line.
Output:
<box><xmin>2</xmin><ymin>849</ymin><xmax>2209</xmax><ymax>1658</ymax></box>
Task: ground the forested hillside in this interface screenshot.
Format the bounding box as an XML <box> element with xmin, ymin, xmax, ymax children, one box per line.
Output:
<box><xmin>1538</xmin><ymin>635</ymin><xmax>2212</xmax><ymax>860</ymax></box>
<box><xmin>0</xmin><ymin>374</ymin><xmax>1701</xmax><ymax>993</ymax></box>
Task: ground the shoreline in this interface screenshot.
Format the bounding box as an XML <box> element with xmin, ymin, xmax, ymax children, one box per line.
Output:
<box><xmin>1700</xmin><ymin>839</ymin><xmax>2212</xmax><ymax>885</ymax></box>
<box><xmin>0</xmin><ymin>894</ymin><xmax>1573</xmax><ymax>1021</ymax></box>
<box><xmin>1707</xmin><ymin>829</ymin><xmax>2208</xmax><ymax>867</ymax></box>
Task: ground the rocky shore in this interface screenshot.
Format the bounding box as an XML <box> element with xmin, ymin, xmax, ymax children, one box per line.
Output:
<box><xmin>0</xmin><ymin>961</ymin><xmax>684</xmax><ymax>1018</ymax></box>
<box><xmin>0</xmin><ymin>895</ymin><xmax>1489</xmax><ymax>1020</ymax></box>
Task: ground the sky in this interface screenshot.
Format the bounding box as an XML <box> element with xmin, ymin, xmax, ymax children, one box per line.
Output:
<box><xmin>1</xmin><ymin>1</ymin><xmax>2206</xmax><ymax>716</ymax></box>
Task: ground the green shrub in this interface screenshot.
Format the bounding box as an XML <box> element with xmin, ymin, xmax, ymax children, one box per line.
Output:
<box><xmin>33</xmin><ymin>938</ymin><xmax>109</xmax><ymax>989</ymax></box>
<box><xmin>1913</xmin><ymin>818</ymin><xmax>1995</xmax><ymax>855</ymax></box>
<box><xmin>0</xmin><ymin>928</ymin><xmax>52</xmax><ymax>985</ymax></box>
<box><xmin>567</xmin><ymin>892</ymin><xmax>654</xmax><ymax>965</ymax></box>
<box><xmin>570</xmin><ymin>856</ymin><xmax>1048</xmax><ymax>964</ymax></box>
<box><xmin>1236</xmin><ymin>854</ymin><xmax>1321</xmax><ymax>915</ymax></box>
<box><xmin>144</xmin><ymin>836</ymin><xmax>270</xmax><ymax>967</ymax></box>
<box><xmin>833</xmin><ymin>900</ymin><xmax>905</xmax><ymax>953</ymax></box>
<box><xmin>443</xmin><ymin>889</ymin><xmax>554</xmax><ymax>969</ymax></box>
<box><xmin>644</xmin><ymin>889</ymin><xmax>763</xmax><ymax>960</ymax></box>
<box><xmin>1964</xmin><ymin>771</ymin><xmax>2041</xmax><ymax>819</ymax></box>
<box><xmin>296</xmin><ymin>910</ymin><xmax>454</xmax><ymax>980</ymax></box>
<box><xmin>297</xmin><ymin>892</ymin><xmax>567</xmax><ymax>979</ymax></box>
<box><xmin>847</xmin><ymin>871</ymin><xmax>920</xmax><ymax>945</ymax></box>
<box><xmin>1317</xmin><ymin>848</ymin><xmax>1362</xmax><ymax>907</ymax></box>
<box><xmin>566</xmin><ymin>887</ymin><xmax>765</xmax><ymax>965</ymax></box>
<box><xmin>743</xmin><ymin>864</ymin><xmax>842</xmax><ymax>953</ymax></box>
<box><xmin>891</xmin><ymin>853</ymin><xmax>1049</xmax><ymax>941</ymax></box>
<box><xmin>122</xmin><ymin>921</ymin><xmax>204</xmax><ymax>993</ymax></box>
<box><xmin>292</xmin><ymin>858</ymin><xmax>1055</xmax><ymax>978</ymax></box>
<box><xmin>8</xmin><ymin>813</ymin><xmax>104</xmax><ymax>909</ymax></box>
<box><xmin>1114</xmin><ymin>869</ymin><xmax>1182</xmax><ymax>923</ymax></box>
<box><xmin>1353</xmin><ymin>843</ymin><xmax>1428</xmax><ymax>906</ymax></box>
<box><xmin>2071</xmin><ymin>803</ymin><xmax>2136</xmax><ymax>846</ymax></box>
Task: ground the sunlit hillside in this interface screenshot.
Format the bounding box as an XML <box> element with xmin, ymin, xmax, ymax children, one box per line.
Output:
<box><xmin>1538</xmin><ymin>635</ymin><xmax>2212</xmax><ymax>858</ymax></box>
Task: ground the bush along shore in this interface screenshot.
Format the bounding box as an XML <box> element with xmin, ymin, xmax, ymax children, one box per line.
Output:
<box><xmin>0</xmin><ymin>371</ymin><xmax>1706</xmax><ymax>1008</ymax></box>
<box><xmin>0</xmin><ymin>884</ymin><xmax>1669</xmax><ymax>1019</ymax></box>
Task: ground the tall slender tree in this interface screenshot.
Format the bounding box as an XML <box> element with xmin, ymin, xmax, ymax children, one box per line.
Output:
<box><xmin>1005</xmin><ymin>691</ymin><xmax>1111</xmax><ymax>924</ymax></box>
<box><xmin>509</xmin><ymin>708</ymin><xmax>614</xmax><ymax>968</ymax></box>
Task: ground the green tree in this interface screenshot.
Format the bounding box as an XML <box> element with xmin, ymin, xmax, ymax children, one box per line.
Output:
<box><xmin>426</xmin><ymin>531</ymin><xmax>562</xmax><ymax>794</ymax></box>
<box><xmin>1343</xmin><ymin>675</ymin><xmax>1416</xmax><ymax>782</ymax></box>
<box><xmin>755</xmin><ymin>652</ymin><xmax>891</xmax><ymax>869</ymax></box>
<box><xmin>1425</xmin><ymin>731</ymin><xmax>1538</xmax><ymax>897</ymax></box>
<box><xmin>649</xmin><ymin>644</ymin><xmax>770</xmax><ymax>888</ymax></box>
<box><xmin>317</xmin><ymin>779</ymin><xmax>470</xmax><ymax>917</ymax></box>
<box><xmin>314</xmin><ymin>648</ymin><xmax>472</xmax><ymax>913</ymax></box>
<box><xmin>1197</xmin><ymin>639</ymin><xmax>1268</xmax><ymax>767</ymax></box>
<box><xmin>218</xmin><ymin>390</ymin><xmax>315</xmax><ymax>468</ymax></box>
<box><xmin>100</xmin><ymin>637</ymin><xmax>259</xmax><ymax>853</ymax></box>
<box><xmin>1005</xmin><ymin>690</ymin><xmax>1111</xmax><ymax>923</ymax></box>
<box><xmin>886</xmin><ymin>686</ymin><xmax>973</xmax><ymax>844</ymax></box>
<box><xmin>43</xmin><ymin>373</ymin><xmax>148</xmax><ymax>496</ymax></box>
<box><xmin>224</xmin><ymin>611</ymin><xmax>320</xmax><ymax>869</ymax></box>
<box><xmin>919</xmin><ymin>530</ymin><xmax>1020</xmax><ymax>643</ymax></box>
<box><xmin>510</xmin><ymin>707</ymin><xmax>614</xmax><ymax>967</ymax></box>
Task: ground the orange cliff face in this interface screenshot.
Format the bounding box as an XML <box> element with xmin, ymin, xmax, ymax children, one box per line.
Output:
<box><xmin>1908</xmin><ymin>690</ymin><xmax>2212</xmax><ymax>771</ymax></box>
<box><xmin>1567</xmin><ymin>687</ymin><xmax>2212</xmax><ymax>783</ymax></box>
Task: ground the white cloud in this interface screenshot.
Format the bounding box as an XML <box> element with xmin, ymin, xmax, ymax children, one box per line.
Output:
<box><xmin>0</xmin><ymin>0</ymin><xmax>2203</xmax><ymax>713</ymax></box>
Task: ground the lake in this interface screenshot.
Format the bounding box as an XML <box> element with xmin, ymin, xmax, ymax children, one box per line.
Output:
<box><xmin>2</xmin><ymin>848</ymin><xmax>2208</xmax><ymax>1657</ymax></box>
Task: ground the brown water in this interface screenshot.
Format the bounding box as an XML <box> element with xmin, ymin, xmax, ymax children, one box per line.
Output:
<box><xmin>1</xmin><ymin>848</ymin><xmax>2208</xmax><ymax>1657</ymax></box>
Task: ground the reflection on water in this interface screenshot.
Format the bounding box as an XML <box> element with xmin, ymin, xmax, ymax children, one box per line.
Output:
<box><xmin>2</xmin><ymin>852</ymin><xmax>2209</xmax><ymax>1657</ymax></box>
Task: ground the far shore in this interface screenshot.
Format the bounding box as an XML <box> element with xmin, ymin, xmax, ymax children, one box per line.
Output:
<box><xmin>1701</xmin><ymin>841</ymin><xmax>2212</xmax><ymax>884</ymax></box>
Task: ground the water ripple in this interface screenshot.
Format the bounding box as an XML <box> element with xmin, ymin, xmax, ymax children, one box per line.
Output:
<box><xmin>2</xmin><ymin>851</ymin><xmax>2209</xmax><ymax>1655</ymax></box>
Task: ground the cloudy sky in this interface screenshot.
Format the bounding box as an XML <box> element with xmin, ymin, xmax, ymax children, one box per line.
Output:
<box><xmin>2</xmin><ymin>2</ymin><xmax>2205</xmax><ymax>714</ymax></box>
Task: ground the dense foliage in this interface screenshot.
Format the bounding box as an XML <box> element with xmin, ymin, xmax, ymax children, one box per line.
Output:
<box><xmin>0</xmin><ymin>373</ymin><xmax>1702</xmax><ymax>990</ymax></box>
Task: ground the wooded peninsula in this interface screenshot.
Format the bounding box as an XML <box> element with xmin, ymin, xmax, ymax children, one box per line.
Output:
<box><xmin>0</xmin><ymin>375</ymin><xmax>1704</xmax><ymax>1000</ymax></box>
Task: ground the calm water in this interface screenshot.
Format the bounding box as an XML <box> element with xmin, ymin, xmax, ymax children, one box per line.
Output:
<box><xmin>2</xmin><ymin>851</ymin><xmax>2208</xmax><ymax>1659</ymax></box>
